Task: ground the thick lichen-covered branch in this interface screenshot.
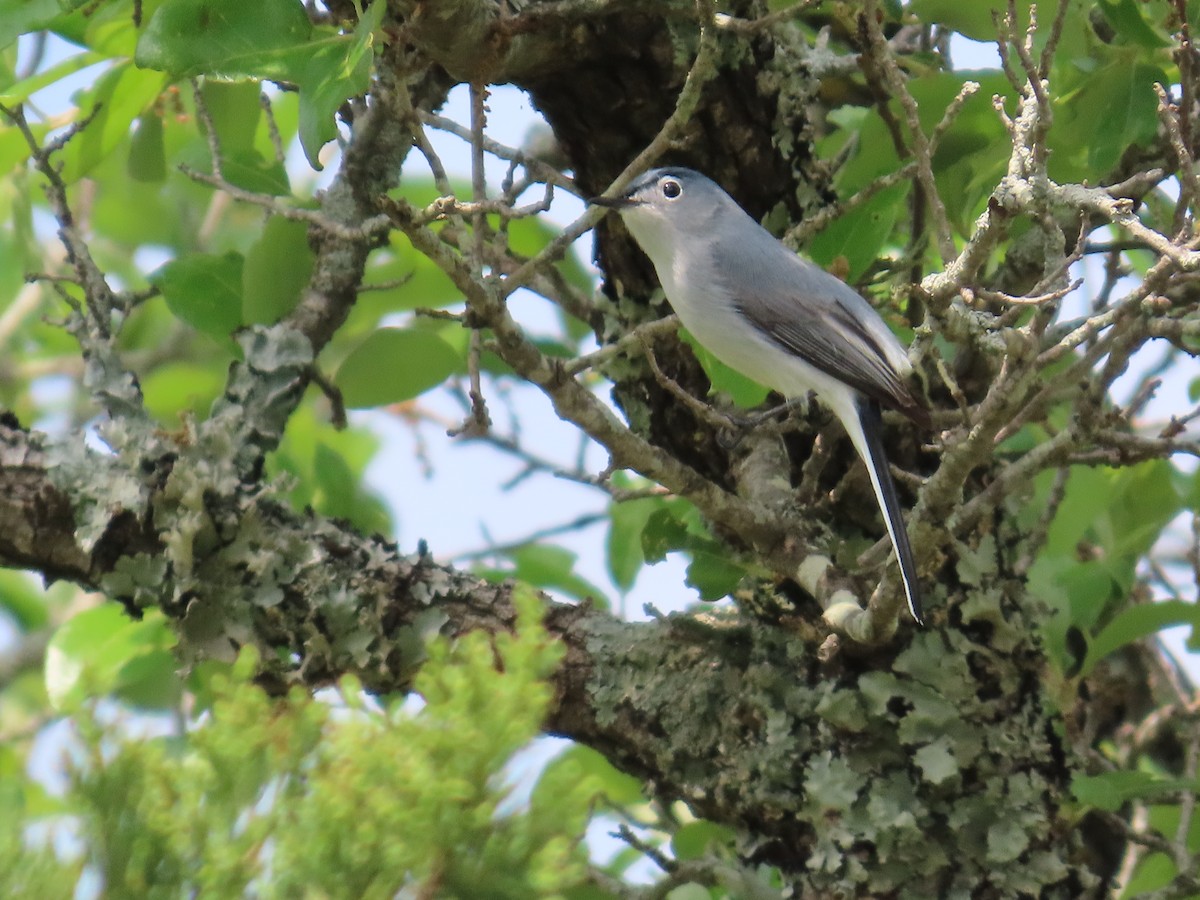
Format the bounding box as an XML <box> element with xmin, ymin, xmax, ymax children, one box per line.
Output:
<box><xmin>0</xmin><ymin>411</ymin><xmax>1088</xmax><ymax>893</ymax></box>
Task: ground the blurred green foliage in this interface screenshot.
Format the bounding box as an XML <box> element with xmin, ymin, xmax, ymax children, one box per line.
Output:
<box><xmin>2</xmin><ymin>588</ymin><xmax>603</xmax><ymax>898</ymax></box>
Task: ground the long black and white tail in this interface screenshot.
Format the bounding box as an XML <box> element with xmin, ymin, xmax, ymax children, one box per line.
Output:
<box><xmin>845</xmin><ymin>396</ymin><xmax>924</xmax><ymax>624</ymax></box>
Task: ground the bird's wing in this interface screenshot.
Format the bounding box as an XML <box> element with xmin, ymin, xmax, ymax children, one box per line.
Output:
<box><xmin>717</xmin><ymin>248</ymin><xmax>929</xmax><ymax>427</ymax></box>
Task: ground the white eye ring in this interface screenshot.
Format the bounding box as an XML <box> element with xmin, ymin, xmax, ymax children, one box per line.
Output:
<box><xmin>661</xmin><ymin>179</ymin><xmax>682</xmax><ymax>199</ymax></box>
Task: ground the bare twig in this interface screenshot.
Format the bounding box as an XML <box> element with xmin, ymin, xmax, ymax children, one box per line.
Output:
<box><xmin>1154</xmin><ymin>82</ymin><xmax>1200</xmax><ymax>231</ymax></box>
<box><xmin>713</xmin><ymin>0</ymin><xmax>822</xmax><ymax>34</ymax></box>
<box><xmin>861</xmin><ymin>0</ymin><xmax>955</xmax><ymax>262</ymax></box>
<box><xmin>418</xmin><ymin>110</ymin><xmax>579</xmax><ymax>196</ymax></box>
<box><xmin>565</xmin><ymin>315</ymin><xmax>681</xmax><ymax>376</ymax></box>
<box><xmin>452</xmin><ymin>512</ymin><xmax>608</xmax><ymax>562</ymax></box>
<box><xmin>451</xmin><ymin>82</ymin><xmax>494</xmax><ymax>437</ymax></box>
<box><xmin>640</xmin><ymin>337</ymin><xmax>740</xmax><ymax>433</ymax></box>
<box><xmin>505</xmin><ymin>0</ymin><xmax>724</xmax><ymax>299</ymax></box>
<box><xmin>972</xmin><ymin>277</ymin><xmax>1082</xmax><ymax>307</ymax></box>
<box><xmin>261</xmin><ymin>90</ymin><xmax>285</xmax><ymax>163</ymax></box>
<box><xmin>309</xmin><ymin>367</ymin><xmax>348</xmax><ymax>430</ymax></box>
<box><xmin>192</xmin><ymin>80</ymin><xmax>225</xmax><ymax>181</ymax></box>
<box><xmin>449</xmin><ymin>329</ymin><xmax>491</xmax><ymax>437</ymax></box>
<box><xmin>400</xmin><ymin>87</ymin><xmax>454</xmax><ymax>197</ymax></box>
<box><xmin>0</xmin><ymin>102</ymin><xmax>148</xmax><ymax>425</ymax></box>
<box><xmin>181</xmin><ymin>164</ymin><xmax>393</xmax><ymax>240</ymax></box>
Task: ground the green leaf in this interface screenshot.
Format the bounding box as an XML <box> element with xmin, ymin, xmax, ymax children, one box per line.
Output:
<box><xmin>1083</xmin><ymin>62</ymin><xmax>1165</xmax><ymax>172</ymax></box>
<box><xmin>112</xmin><ymin>647</ymin><xmax>183</xmax><ymax>709</ymax></box>
<box><xmin>137</xmin><ymin>0</ymin><xmax>381</xmax><ymax>169</ymax></box>
<box><xmin>671</xmin><ymin>820</ymin><xmax>734</xmax><ymax>861</ymax></box>
<box><xmin>480</xmin><ymin>544</ymin><xmax>610</xmax><ymax>606</ymax></box>
<box><xmin>201</xmin><ymin>78</ymin><xmax>261</xmax><ymax>154</ymax></box>
<box><xmin>606</xmin><ymin>495</ymin><xmax>661</xmax><ymax>592</ymax></box>
<box><xmin>199</xmin><ymin>80</ymin><xmax>290</xmax><ymax>194</ymax></box>
<box><xmin>44</xmin><ymin>0</ymin><xmax>143</xmax><ymax>54</ymax></box>
<box><xmin>0</xmin><ymin>571</ymin><xmax>50</xmax><ymax>630</ymax></box>
<box><xmin>127</xmin><ymin>112</ymin><xmax>167</xmax><ymax>183</ymax></box>
<box><xmin>242</xmin><ymin>215</ymin><xmax>315</xmax><ymax>324</ymax></box>
<box><xmin>641</xmin><ymin>507</ymin><xmax>693</xmax><ymax>564</ymax></box>
<box><xmin>1121</xmin><ymin>851</ymin><xmax>1176</xmax><ymax>899</ymax></box>
<box><xmin>1052</xmin><ymin>58</ymin><xmax>1167</xmax><ymax>180</ymax></box>
<box><xmin>268</xmin><ymin>406</ymin><xmax>390</xmax><ymax>534</ymax></box>
<box><xmin>0</xmin><ymin>49</ymin><xmax>104</xmax><ymax>106</ymax></box>
<box><xmin>220</xmin><ymin>148</ymin><xmax>291</xmax><ymax>195</ymax></box>
<box><xmin>1105</xmin><ymin>461</ymin><xmax>1180</xmax><ymax>559</ymax></box>
<box><xmin>295</xmin><ymin>4</ymin><xmax>380</xmax><ymax>169</ymax></box>
<box><xmin>1030</xmin><ymin>461</ymin><xmax>1181</xmax><ymax>640</ymax></box>
<box><xmin>0</xmin><ymin>0</ymin><xmax>60</xmax><ymax>51</ymax></box>
<box><xmin>506</xmin><ymin>213</ymin><xmax>593</xmax><ymax>297</ymax></box>
<box><xmin>807</xmin><ymin>183</ymin><xmax>907</xmax><ymax>281</ymax></box>
<box><xmin>528</xmin><ymin>745</ymin><xmax>603</xmax><ymax>822</ymax></box>
<box><xmin>150</xmin><ymin>251</ymin><xmax>245</xmax><ymax>339</ymax></box>
<box><xmin>312</xmin><ymin>442</ymin><xmax>381</xmax><ymax>529</ymax></box>
<box><xmin>1082</xmin><ymin>601</ymin><xmax>1200</xmax><ymax>676</ymax></box>
<box><xmin>45</xmin><ymin>605</ymin><xmax>178</xmax><ymax>711</ymax></box>
<box><xmin>335</xmin><ymin>327</ymin><xmax>462</xmax><ymax>408</ymax></box>
<box><xmin>539</xmin><ymin>745</ymin><xmax>645</xmax><ymax>807</ymax></box>
<box><xmin>1072</xmin><ymin>770</ymin><xmax>1200</xmax><ymax>813</ymax></box>
<box><xmin>311</xmin><ymin>439</ymin><xmax>354</xmax><ymax>502</ymax></box>
<box><xmin>832</xmin><ymin>102</ymin><xmax>902</xmax><ymax>193</ymax></box>
<box><xmin>1098</xmin><ymin>0</ymin><xmax>1171</xmax><ymax>48</ymax></box>
<box><xmin>141</xmin><ymin>361</ymin><xmax>226</xmax><ymax>423</ymax></box>
<box><xmin>685</xmin><ymin>549</ymin><xmax>745</xmax><ymax>601</ymax></box>
<box><xmin>913</xmin><ymin>72</ymin><xmax>1014</xmax><ymax>231</ymax></box>
<box><xmin>1028</xmin><ymin>557</ymin><xmax>1118</xmax><ymax>633</ymax></box>
<box><xmin>1039</xmin><ymin>462</ymin><xmax>1177</xmax><ymax>566</ymax></box>
<box><xmin>831</xmin><ymin>70</ymin><xmax>1012</xmax><ymax>238</ymax></box>
<box><xmin>678</xmin><ymin>329</ymin><xmax>770</xmax><ymax>409</ymax></box>
<box><xmin>358</xmin><ymin>233</ymin><xmax>463</xmax><ymax>316</ymax></box>
<box><xmin>637</xmin><ymin>501</ymin><xmax>748</xmax><ymax>601</ymax></box>
<box><xmin>663</xmin><ymin>883</ymin><xmax>710</xmax><ymax>900</ymax></box>
<box><xmin>908</xmin><ymin>0</ymin><xmax>1031</xmax><ymax>41</ymax></box>
<box><xmin>135</xmin><ymin>0</ymin><xmax>314</xmax><ymax>79</ymax></box>
<box><xmin>62</xmin><ymin>62</ymin><xmax>168</xmax><ymax>182</ymax></box>
<box><xmin>82</xmin><ymin>120</ymin><xmax>225</xmax><ymax>252</ymax></box>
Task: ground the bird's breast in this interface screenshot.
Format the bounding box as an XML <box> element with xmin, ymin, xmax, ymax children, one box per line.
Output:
<box><xmin>655</xmin><ymin>253</ymin><xmax>838</xmax><ymax>401</ymax></box>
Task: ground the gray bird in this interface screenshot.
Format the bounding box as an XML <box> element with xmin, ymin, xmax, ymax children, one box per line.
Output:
<box><xmin>592</xmin><ymin>167</ymin><xmax>930</xmax><ymax>624</ymax></box>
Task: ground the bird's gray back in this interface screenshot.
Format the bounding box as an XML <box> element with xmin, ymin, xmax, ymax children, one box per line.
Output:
<box><xmin>707</xmin><ymin>227</ymin><xmax>926</xmax><ymax>422</ymax></box>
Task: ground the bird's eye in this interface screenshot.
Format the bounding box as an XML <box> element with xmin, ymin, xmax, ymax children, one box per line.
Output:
<box><xmin>661</xmin><ymin>179</ymin><xmax>682</xmax><ymax>199</ymax></box>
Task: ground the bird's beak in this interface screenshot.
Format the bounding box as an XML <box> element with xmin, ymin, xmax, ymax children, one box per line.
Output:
<box><xmin>588</xmin><ymin>195</ymin><xmax>636</xmax><ymax>210</ymax></box>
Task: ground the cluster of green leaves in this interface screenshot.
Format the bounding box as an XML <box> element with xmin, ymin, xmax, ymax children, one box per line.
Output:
<box><xmin>811</xmin><ymin>0</ymin><xmax>1190</xmax><ymax>279</ymax></box>
<box><xmin>2</xmin><ymin>587</ymin><xmax>614</xmax><ymax>898</ymax></box>
<box><xmin>3</xmin><ymin>0</ymin><xmax>379</xmax><ymax>170</ymax></box>
<box><xmin>473</xmin><ymin>479</ymin><xmax>760</xmax><ymax>614</ymax></box>
<box><xmin>0</xmin><ymin>9</ymin><xmax>382</xmax><ymax>534</ymax></box>
<box><xmin>1040</xmin><ymin>458</ymin><xmax>1200</xmax><ymax>897</ymax></box>
<box><xmin>0</xmin><ymin>0</ymin><xmax>585</xmax><ymax>547</ymax></box>
<box><xmin>1025</xmin><ymin>459</ymin><xmax>1199</xmax><ymax>674</ymax></box>
<box><xmin>606</xmin><ymin>484</ymin><xmax>757</xmax><ymax>602</ymax></box>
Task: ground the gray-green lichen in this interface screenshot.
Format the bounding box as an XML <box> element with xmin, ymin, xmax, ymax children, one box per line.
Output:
<box><xmin>579</xmin><ymin>581</ymin><xmax>1089</xmax><ymax>896</ymax></box>
<box><xmin>44</xmin><ymin>436</ymin><xmax>151</xmax><ymax>553</ymax></box>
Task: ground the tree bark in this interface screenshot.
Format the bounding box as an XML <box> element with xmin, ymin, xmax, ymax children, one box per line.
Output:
<box><xmin>0</xmin><ymin>406</ymin><xmax>1102</xmax><ymax>896</ymax></box>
